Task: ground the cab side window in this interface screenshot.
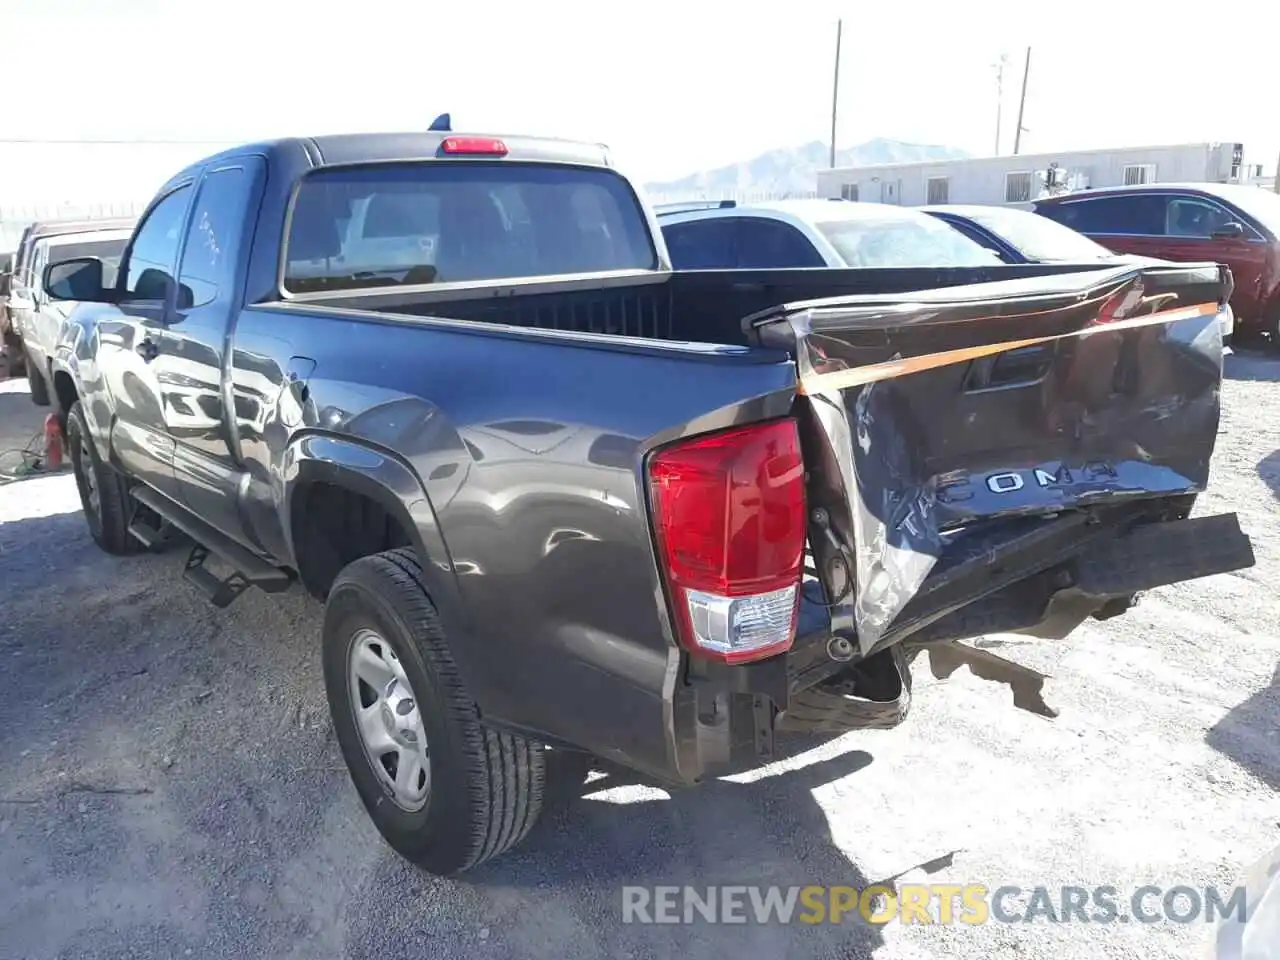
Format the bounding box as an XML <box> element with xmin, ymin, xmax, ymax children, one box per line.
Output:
<box><xmin>124</xmin><ymin>186</ymin><xmax>192</xmax><ymax>302</ymax></box>
<box><xmin>177</xmin><ymin>163</ymin><xmax>260</xmax><ymax>309</ymax></box>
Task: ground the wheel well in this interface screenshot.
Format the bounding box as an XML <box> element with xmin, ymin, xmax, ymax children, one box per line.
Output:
<box><xmin>290</xmin><ymin>481</ymin><xmax>414</xmax><ymax>599</ymax></box>
<box><xmin>52</xmin><ymin>370</ymin><xmax>78</xmax><ymax>418</ymax></box>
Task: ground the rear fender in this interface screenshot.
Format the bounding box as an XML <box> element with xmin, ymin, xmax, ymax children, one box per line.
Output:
<box><xmin>282</xmin><ymin>435</ymin><xmax>493</xmax><ymax>714</ymax></box>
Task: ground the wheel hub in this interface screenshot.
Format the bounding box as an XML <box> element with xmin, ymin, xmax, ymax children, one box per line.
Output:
<box><xmin>348</xmin><ymin>630</ymin><xmax>431</xmax><ymax>812</ymax></box>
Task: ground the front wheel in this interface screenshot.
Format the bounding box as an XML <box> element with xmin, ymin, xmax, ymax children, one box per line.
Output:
<box><xmin>322</xmin><ymin>548</ymin><xmax>546</xmax><ymax>875</ymax></box>
<box><xmin>66</xmin><ymin>400</ymin><xmax>141</xmax><ymax>556</ymax></box>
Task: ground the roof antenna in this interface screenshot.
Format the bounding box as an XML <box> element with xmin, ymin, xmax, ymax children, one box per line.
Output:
<box><xmin>429</xmin><ymin>113</ymin><xmax>452</xmax><ymax>132</ymax></box>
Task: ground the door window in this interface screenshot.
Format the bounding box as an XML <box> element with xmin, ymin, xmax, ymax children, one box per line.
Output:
<box><xmin>733</xmin><ymin>218</ymin><xmax>826</xmax><ymax>268</ymax></box>
<box><xmin>123</xmin><ymin>186</ymin><xmax>192</xmax><ymax>301</ymax></box>
<box><xmin>178</xmin><ymin>164</ymin><xmax>259</xmax><ymax>309</ymax></box>
<box><xmin>661</xmin><ymin>219</ymin><xmax>735</xmax><ymax>269</ymax></box>
<box><xmin>1039</xmin><ymin>194</ymin><xmax>1164</xmax><ymax>236</ymax></box>
<box><xmin>1164</xmin><ymin>196</ymin><xmax>1236</xmax><ymax>238</ymax></box>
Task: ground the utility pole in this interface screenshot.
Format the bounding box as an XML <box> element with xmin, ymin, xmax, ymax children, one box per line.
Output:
<box><xmin>993</xmin><ymin>53</ymin><xmax>1008</xmax><ymax>155</ymax></box>
<box><xmin>829</xmin><ymin>19</ymin><xmax>842</xmax><ymax>168</ymax></box>
<box><xmin>1013</xmin><ymin>46</ymin><xmax>1031</xmax><ymax>155</ymax></box>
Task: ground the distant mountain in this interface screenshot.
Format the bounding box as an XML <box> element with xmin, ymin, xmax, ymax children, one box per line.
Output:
<box><xmin>644</xmin><ymin>138</ymin><xmax>970</xmax><ymax>198</ymax></box>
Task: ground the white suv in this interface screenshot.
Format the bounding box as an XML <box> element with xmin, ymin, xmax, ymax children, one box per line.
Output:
<box><xmin>654</xmin><ymin>198</ymin><xmax>1003</xmax><ymax>270</ymax></box>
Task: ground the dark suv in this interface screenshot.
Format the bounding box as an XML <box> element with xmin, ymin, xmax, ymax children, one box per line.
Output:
<box><xmin>1034</xmin><ymin>183</ymin><xmax>1280</xmax><ymax>341</ymax></box>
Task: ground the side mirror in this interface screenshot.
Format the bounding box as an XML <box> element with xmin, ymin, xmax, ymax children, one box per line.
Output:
<box><xmin>1211</xmin><ymin>221</ymin><xmax>1245</xmax><ymax>240</ymax></box>
<box><xmin>43</xmin><ymin>257</ymin><xmax>111</xmax><ymax>303</ymax></box>
<box><xmin>6</xmin><ymin>293</ymin><xmax>34</xmax><ymax>312</ymax></box>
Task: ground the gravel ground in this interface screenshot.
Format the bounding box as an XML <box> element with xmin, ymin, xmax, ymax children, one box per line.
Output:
<box><xmin>0</xmin><ymin>357</ymin><xmax>1277</xmax><ymax>960</ymax></box>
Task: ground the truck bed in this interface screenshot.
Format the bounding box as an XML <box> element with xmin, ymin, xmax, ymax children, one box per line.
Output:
<box><xmin>297</xmin><ymin>262</ymin><xmax>1132</xmax><ymax>347</ymax></box>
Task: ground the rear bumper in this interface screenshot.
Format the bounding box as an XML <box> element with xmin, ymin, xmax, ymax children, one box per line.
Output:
<box><xmin>667</xmin><ymin>510</ymin><xmax>1254</xmax><ymax>784</ymax></box>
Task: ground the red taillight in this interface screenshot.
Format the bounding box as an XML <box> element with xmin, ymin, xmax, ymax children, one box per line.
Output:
<box><xmin>1093</xmin><ymin>289</ymin><xmax>1128</xmax><ymax>326</ymax></box>
<box><xmin>440</xmin><ymin>136</ymin><xmax>508</xmax><ymax>156</ymax></box>
<box><xmin>648</xmin><ymin>419</ymin><xmax>807</xmax><ymax>664</ymax></box>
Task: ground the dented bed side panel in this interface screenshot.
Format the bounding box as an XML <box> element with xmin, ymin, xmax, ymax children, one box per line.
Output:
<box><xmin>755</xmin><ymin>263</ymin><xmax>1232</xmax><ymax>653</ymax></box>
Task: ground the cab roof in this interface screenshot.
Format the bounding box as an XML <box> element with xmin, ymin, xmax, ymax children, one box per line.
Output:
<box><xmin>161</xmin><ymin>130</ymin><xmax>615</xmax><ymax>194</ymax></box>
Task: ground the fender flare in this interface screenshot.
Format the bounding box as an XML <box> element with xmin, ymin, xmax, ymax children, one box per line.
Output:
<box><xmin>281</xmin><ymin>435</ymin><xmax>493</xmax><ymax>713</ymax></box>
<box><xmin>48</xmin><ymin>342</ymin><xmax>113</xmax><ymax>458</ymax></box>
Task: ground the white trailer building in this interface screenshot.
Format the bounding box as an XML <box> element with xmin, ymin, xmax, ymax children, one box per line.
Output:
<box><xmin>815</xmin><ymin>141</ymin><xmax>1254</xmax><ymax>210</ymax></box>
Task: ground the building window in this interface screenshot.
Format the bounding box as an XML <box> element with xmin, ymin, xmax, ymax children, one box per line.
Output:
<box><xmin>1123</xmin><ymin>163</ymin><xmax>1156</xmax><ymax>186</ymax></box>
<box><xmin>926</xmin><ymin>177</ymin><xmax>949</xmax><ymax>204</ymax></box>
<box><xmin>840</xmin><ymin>183</ymin><xmax>859</xmax><ymax>201</ymax></box>
<box><xmin>1005</xmin><ymin>172</ymin><xmax>1032</xmax><ymax>203</ymax></box>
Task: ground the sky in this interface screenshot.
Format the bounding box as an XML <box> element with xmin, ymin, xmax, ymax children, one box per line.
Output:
<box><xmin>2</xmin><ymin>0</ymin><xmax>1277</xmax><ymax>206</ymax></box>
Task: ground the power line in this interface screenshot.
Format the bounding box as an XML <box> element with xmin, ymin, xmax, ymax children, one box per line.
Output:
<box><xmin>0</xmin><ymin>137</ymin><xmax>237</xmax><ymax>145</ymax></box>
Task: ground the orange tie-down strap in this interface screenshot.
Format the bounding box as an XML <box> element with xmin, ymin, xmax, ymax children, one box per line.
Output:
<box><xmin>795</xmin><ymin>300</ymin><xmax>1220</xmax><ymax>396</ymax></box>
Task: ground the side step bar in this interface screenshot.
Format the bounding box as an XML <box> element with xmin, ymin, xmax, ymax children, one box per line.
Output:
<box><xmin>129</xmin><ymin>486</ymin><xmax>293</xmax><ymax>607</ymax></box>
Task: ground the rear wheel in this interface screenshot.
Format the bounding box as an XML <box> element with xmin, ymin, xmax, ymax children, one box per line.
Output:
<box><xmin>323</xmin><ymin>548</ymin><xmax>546</xmax><ymax>875</ymax></box>
<box><xmin>66</xmin><ymin>400</ymin><xmax>141</xmax><ymax>556</ymax></box>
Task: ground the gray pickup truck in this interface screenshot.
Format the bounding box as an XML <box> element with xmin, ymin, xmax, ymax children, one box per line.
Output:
<box><xmin>38</xmin><ymin>127</ymin><xmax>1254</xmax><ymax>876</ymax></box>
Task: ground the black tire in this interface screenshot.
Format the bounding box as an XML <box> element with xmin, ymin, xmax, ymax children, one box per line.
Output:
<box><xmin>66</xmin><ymin>400</ymin><xmax>141</xmax><ymax>556</ymax></box>
<box><xmin>26</xmin><ymin>353</ymin><xmax>50</xmax><ymax>406</ymax></box>
<box><xmin>323</xmin><ymin>548</ymin><xmax>546</xmax><ymax>875</ymax></box>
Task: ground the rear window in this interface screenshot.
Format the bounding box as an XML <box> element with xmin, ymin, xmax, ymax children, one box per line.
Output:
<box><xmin>283</xmin><ymin>162</ymin><xmax>657</xmax><ymax>293</ymax></box>
<box><xmin>815</xmin><ymin>213</ymin><xmax>1003</xmax><ymax>268</ymax></box>
<box><xmin>957</xmin><ymin>209</ymin><xmax>1115</xmax><ymax>262</ymax></box>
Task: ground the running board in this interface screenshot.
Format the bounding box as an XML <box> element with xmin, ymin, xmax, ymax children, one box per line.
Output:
<box><xmin>129</xmin><ymin>485</ymin><xmax>293</xmax><ymax>606</ymax></box>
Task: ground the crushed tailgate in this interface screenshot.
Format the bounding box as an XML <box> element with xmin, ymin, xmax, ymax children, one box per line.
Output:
<box><xmin>750</xmin><ymin>261</ymin><xmax>1234</xmax><ymax>654</ymax></box>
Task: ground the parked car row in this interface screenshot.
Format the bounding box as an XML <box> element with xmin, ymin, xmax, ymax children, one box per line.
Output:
<box><xmin>652</xmin><ymin>185</ymin><xmax>1278</xmax><ymax>344</ymax></box>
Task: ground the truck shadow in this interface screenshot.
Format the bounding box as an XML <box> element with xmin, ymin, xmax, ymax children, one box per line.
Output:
<box><xmin>0</xmin><ymin>503</ymin><xmax>889</xmax><ymax>959</ymax></box>
<box><xmin>1257</xmin><ymin>450</ymin><xmax>1280</xmax><ymax>501</ymax></box>
<box><xmin>1206</xmin><ymin>661</ymin><xmax>1280</xmax><ymax>791</ymax></box>
<box><xmin>0</xmin><ymin>495</ymin><xmax>111</xmax><ymax>592</ymax></box>
<box><xmin>452</xmin><ymin>744</ymin><xmax>889</xmax><ymax>958</ymax></box>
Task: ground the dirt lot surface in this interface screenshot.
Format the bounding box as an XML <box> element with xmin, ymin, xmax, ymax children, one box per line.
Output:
<box><xmin>1</xmin><ymin>359</ymin><xmax>1277</xmax><ymax>960</ymax></box>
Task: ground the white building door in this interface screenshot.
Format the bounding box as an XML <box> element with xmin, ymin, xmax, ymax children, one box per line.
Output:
<box><xmin>879</xmin><ymin>179</ymin><xmax>901</xmax><ymax>204</ymax></box>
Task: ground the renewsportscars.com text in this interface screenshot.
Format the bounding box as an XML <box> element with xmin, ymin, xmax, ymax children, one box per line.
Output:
<box><xmin>621</xmin><ymin>884</ymin><xmax>1250</xmax><ymax>925</ymax></box>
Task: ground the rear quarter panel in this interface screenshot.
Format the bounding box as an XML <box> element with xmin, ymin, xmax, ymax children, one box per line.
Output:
<box><xmin>233</xmin><ymin>305</ymin><xmax>798</xmax><ymax>779</ymax></box>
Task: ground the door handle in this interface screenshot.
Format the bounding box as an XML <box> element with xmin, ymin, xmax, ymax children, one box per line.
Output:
<box><xmin>136</xmin><ymin>337</ymin><xmax>159</xmax><ymax>362</ymax></box>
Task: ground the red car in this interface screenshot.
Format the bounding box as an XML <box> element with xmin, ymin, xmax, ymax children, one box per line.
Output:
<box><xmin>1034</xmin><ymin>183</ymin><xmax>1280</xmax><ymax>342</ymax></box>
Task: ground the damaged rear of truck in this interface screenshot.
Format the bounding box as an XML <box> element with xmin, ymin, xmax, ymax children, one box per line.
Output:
<box><xmin>657</xmin><ymin>261</ymin><xmax>1253</xmax><ymax>781</ymax></box>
